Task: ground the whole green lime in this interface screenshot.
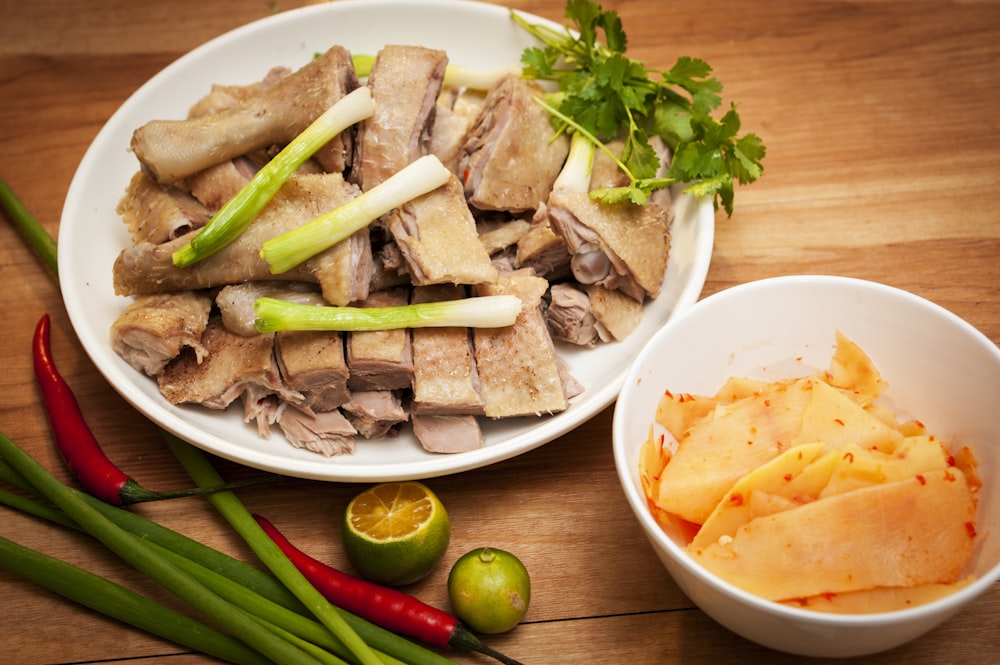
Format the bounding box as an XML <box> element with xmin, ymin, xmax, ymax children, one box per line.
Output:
<box><xmin>447</xmin><ymin>547</ymin><xmax>531</xmax><ymax>634</ymax></box>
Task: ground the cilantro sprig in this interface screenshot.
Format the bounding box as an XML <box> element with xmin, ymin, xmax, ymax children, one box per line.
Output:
<box><xmin>513</xmin><ymin>0</ymin><xmax>765</xmax><ymax>214</ymax></box>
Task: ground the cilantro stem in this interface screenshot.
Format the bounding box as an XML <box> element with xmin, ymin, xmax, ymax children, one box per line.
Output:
<box><xmin>512</xmin><ymin>1</ymin><xmax>765</xmax><ymax>213</ymax></box>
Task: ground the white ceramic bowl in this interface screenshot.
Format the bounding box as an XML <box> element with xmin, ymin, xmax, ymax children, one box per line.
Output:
<box><xmin>612</xmin><ymin>275</ymin><xmax>1000</xmax><ymax>658</ymax></box>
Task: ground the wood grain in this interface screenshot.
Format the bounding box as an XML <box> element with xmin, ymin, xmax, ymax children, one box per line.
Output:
<box><xmin>1</xmin><ymin>0</ymin><xmax>998</xmax><ymax>663</ymax></box>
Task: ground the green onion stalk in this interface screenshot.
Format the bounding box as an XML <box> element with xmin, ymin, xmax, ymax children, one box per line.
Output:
<box><xmin>351</xmin><ymin>54</ymin><xmax>518</xmax><ymax>91</ymax></box>
<box><xmin>0</xmin><ymin>178</ymin><xmax>59</xmax><ymax>276</ymax></box>
<box><xmin>260</xmin><ymin>154</ymin><xmax>452</xmax><ymax>274</ymax></box>
<box><xmin>0</xmin><ymin>432</ymin><xmax>327</xmax><ymax>665</ymax></box>
<box><xmin>253</xmin><ymin>294</ymin><xmax>522</xmax><ymax>333</ymax></box>
<box><xmin>172</xmin><ymin>86</ymin><xmax>376</xmax><ymax>268</ymax></box>
<box><xmin>163</xmin><ymin>433</ymin><xmax>387</xmax><ymax>665</ymax></box>
<box><xmin>0</xmin><ymin>535</ymin><xmax>272</xmax><ymax>665</ymax></box>
<box><xmin>0</xmin><ymin>457</ymin><xmax>459</xmax><ymax>665</ymax></box>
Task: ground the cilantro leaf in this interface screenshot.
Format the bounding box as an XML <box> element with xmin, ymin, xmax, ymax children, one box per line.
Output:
<box><xmin>512</xmin><ymin>1</ymin><xmax>766</xmax><ymax>215</ymax></box>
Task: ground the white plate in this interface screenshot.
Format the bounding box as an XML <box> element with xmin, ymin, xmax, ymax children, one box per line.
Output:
<box><xmin>59</xmin><ymin>0</ymin><xmax>714</xmax><ymax>482</ymax></box>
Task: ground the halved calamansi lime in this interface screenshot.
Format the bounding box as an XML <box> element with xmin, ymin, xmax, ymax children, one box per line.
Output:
<box><xmin>342</xmin><ymin>481</ymin><xmax>450</xmax><ymax>586</ymax></box>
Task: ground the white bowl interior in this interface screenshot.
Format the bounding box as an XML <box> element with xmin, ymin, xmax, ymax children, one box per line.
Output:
<box><xmin>613</xmin><ymin>275</ymin><xmax>1000</xmax><ymax>657</ymax></box>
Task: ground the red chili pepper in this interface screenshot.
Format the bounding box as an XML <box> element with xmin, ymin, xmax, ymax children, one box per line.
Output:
<box><xmin>32</xmin><ymin>314</ymin><xmax>276</xmax><ymax>506</ymax></box>
<box><xmin>254</xmin><ymin>514</ymin><xmax>524</xmax><ymax>665</ymax></box>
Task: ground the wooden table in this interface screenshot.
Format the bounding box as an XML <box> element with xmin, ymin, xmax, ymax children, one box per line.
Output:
<box><xmin>2</xmin><ymin>0</ymin><xmax>998</xmax><ymax>663</ymax></box>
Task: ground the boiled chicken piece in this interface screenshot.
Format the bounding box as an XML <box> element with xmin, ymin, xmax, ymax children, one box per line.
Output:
<box><xmin>215</xmin><ymin>281</ymin><xmax>326</xmax><ymax>337</ymax></box>
<box><xmin>116</xmin><ymin>172</ymin><xmax>212</xmax><ymax>245</ymax></box>
<box><xmin>544</xmin><ymin>283</ymin><xmax>599</xmax><ymax>348</ymax></box>
<box><xmin>546</xmin><ymin>190</ymin><xmax>671</xmax><ymax>302</ymax></box>
<box><xmin>412</xmin><ymin>414</ymin><xmax>484</xmax><ymax>454</ymax></box>
<box><xmin>587</xmin><ymin>283</ymin><xmax>644</xmax><ymax>342</ymax></box>
<box><xmin>410</xmin><ymin>284</ymin><xmax>485</xmax><ymax>416</ymax></box>
<box><xmin>476</xmin><ymin>214</ymin><xmax>531</xmax><ymax>257</ymax></box>
<box><xmin>157</xmin><ymin>318</ymin><xmax>301</xmax><ymax>412</ymax></box>
<box><xmin>387</xmin><ymin>175</ymin><xmax>498</xmax><ymax>286</ymax></box>
<box><xmin>275</xmin><ymin>329</ymin><xmax>350</xmax><ymax>413</ymax></box>
<box><xmin>354</xmin><ymin>45</ymin><xmax>447</xmax><ymax>191</ymax></box>
<box><xmin>113</xmin><ymin>173</ymin><xmax>372</xmax><ymax>307</ymax></box>
<box><xmin>514</xmin><ymin>203</ymin><xmax>571</xmax><ymax>280</ymax></box>
<box><xmin>429</xmin><ymin>87</ymin><xmax>487</xmax><ymax>175</ymax></box>
<box><xmin>109</xmin><ymin>291</ymin><xmax>212</xmax><ymax>376</ymax></box>
<box><xmin>460</xmin><ymin>75</ymin><xmax>569</xmax><ymax>213</ymax></box>
<box><xmin>131</xmin><ymin>46</ymin><xmax>358</xmax><ymax>184</ymax></box>
<box><xmin>345</xmin><ymin>288</ymin><xmax>414</xmax><ymax>392</ymax></box>
<box><xmin>473</xmin><ymin>271</ymin><xmax>573</xmax><ymax>418</ymax></box>
<box><xmin>186</xmin><ymin>66</ymin><xmax>292</xmax><ymax>119</ymax></box>
<box><xmin>276</xmin><ymin>406</ymin><xmax>357</xmax><ymax>457</ymax></box>
<box><xmin>184</xmin><ymin>157</ymin><xmax>258</xmax><ymax>214</ymax></box>
<box><xmin>341</xmin><ymin>390</ymin><xmax>408</xmax><ymax>439</ymax></box>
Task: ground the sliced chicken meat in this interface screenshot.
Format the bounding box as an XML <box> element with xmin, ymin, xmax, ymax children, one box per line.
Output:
<box><xmin>387</xmin><ymin>175</ymin><xmax>498</xmax><ymax>286</ymax></box>
<box><xmin>428</xmin><ymin>87</ymin><xmax>487</xmax><ymax>175</ymax></box>
<box><xmin>131</xmin><ymin>45</ymin><xmax>358</xmax><ymax>184</ymax></box>
<box><xmin>546</xmin><ymin>190</ymin><xmax>671</xmax><ymax>302</ymax></box>
<box><xmin>410</xmin><ymin>284</ymin><xmax>485</xmax><ymax>416</ymax></box>
<box><xmin>157</xmin><ymin>318</ymin><xmax>301</xmax><ymax>412</ymax></box>
<box><xmin>354</xmin><ymin>45</ymin><xmax>447</xmax><ymax>191</ymax></box>
<box><xmin>587</xmin><ymin>283</ymin><xmax>644</xmax><ymax>342</ymax></box>
<box><xmin>412</xmin><ymin>414</ymin><xmax>484</xmax><ymax>454</ymax></box>
<box><xmin>345</xmin><ymin>288</ymin><xmax>414</xmax><ymax>392</ymax></box>
<box><xmin>113</xmin><ymin>173</ymin><xmax>372</xmax><ymax>306</ymax></box>
<box><xmin>110</xmin><ymin>291</ymin><xmax>212</xmax><ymax>376</ymax></box>
<box><xmin>215</xmin><ymin>281</ymin><xmax>326</xmax><ymax>337</ymax></box>
<box><xmin>186</xmin><ymin>66</ymin><xmax>292</xmax><ymax>119</ymax></box>
<box><xmin>276</xmin><ymin>407</ymin><xmax>357</xmax><ymax>457</ymax></box>
<box><xmin>514</xmin><ymin>204</ymin><xmax>571</xmax><ymax>280</ymax></box>
<box><xmin>460</xmin><ymin>75</ymin><xmax>569</xmax><ymax>213</ymax></box>
<box><xmin>473</xmin><ymin>271</ymin><xmax>573</xmax><ymax>418</ymax></box>
<box><xmin>275</xmin><ymin>329</ymin><xmax>350</xmax><ymax>412</ymax></box>
<box><xmin>544</xmin><ymin>283</ymin><xmax>599</xmax><ymax>348</ymax></box>
<box><xmin>341</xmin><ymin>390</ymin><xmax>409</xmax><ymax>439</ymax></box>
<box><xmin>116</xmin><ymin>172</ymin><xmax>212</xmax><ymax>245</ymax></box>
<box><xmin>184</xmin><ymin>156</ymin><xmax>258</xmax><ymax>214</ymax></box>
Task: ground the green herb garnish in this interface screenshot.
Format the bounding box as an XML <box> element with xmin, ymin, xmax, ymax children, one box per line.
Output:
<box><xmin>513</xmin><ymin>0</ymin><xmax>765</xmax><ymax>214</ymax></box>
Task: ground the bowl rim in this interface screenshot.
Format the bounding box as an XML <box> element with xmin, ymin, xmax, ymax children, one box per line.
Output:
<box><xmin>613</xmin><ymin>274</ymin><xmax>1000</xmax><ymax>627</ymax></box>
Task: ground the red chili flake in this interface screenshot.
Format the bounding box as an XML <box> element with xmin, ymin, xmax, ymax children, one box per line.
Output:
<box><xmin>833</xmin><ymin>418</ymin><xmax>845</xmax><ymax>426</ymax></box>
<box><xmin>946</xmin><ymin>455</ymin><xmax>956</xmax><ymax>467</ymax></box>
<box><xmin>664</xmin><ymin>389</ymin><xmax>674</xmax><ymax>398</ymax></box>
<box><xmin>729</xmin><ymin>493</ymin><xmax>745</xmax><ymax>507</ymax></box>
<box><xmin>966</xmin><ymin>522</ymin><xmax>978</xmax><ymax>539</ymax></box>
<box><xmin>915</xmin><ymin>419</ymin><xmax>925</xmax><ymax>429</ymax></box>
<box><xmin>783</xmin><ymin>473</ymin><xmax>793</xmax><ymax>482</ymax></box>
<box><xmin>763</xmin><ymin>399</ymin><xmax>771</xmax><ymax>407</ymax></box>
<box><xmin>915</xmin><ymin>474</ymin><xmax>927</xmax><ymax>486</ymax></box>
<box><xmin>843</xmin><ymin>452</ymin><xmax>854</xmax><ymax>463</ymax></box>
<box><xmin>747</xmin><ymin>440</ymin><xmax>755</xmax><ymax>446</ymax></box>
<box><xmin>944</xmin><ymin>470</ymin><xmax>957</xmax><ymax>482</ymax></box>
